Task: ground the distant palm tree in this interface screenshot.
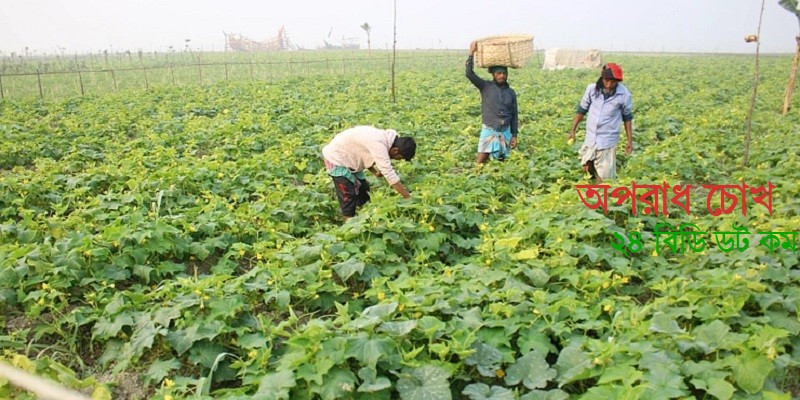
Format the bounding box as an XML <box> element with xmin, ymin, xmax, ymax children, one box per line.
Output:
<box><xmin>361</xmin><ymin>23</ymin><xmax>372</xmax><ymax>51</ymax></box>
<box><xmin>779</xmin><ymin>0</ymin><xmax>800</xmax><ymax>113</ymax></box>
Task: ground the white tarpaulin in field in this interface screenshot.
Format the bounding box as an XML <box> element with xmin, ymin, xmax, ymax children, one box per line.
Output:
<box><xmin>542</xmin><ymin>49</ymin><xmax>603</xmax><ymax>70</ymax></box>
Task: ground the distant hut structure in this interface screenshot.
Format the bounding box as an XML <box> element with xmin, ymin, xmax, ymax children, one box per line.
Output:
<box><xmin>319</xmin><ymin>28</ymin><xmax>360</xmax><ymax>50</ymax></box>
<box><xmin>224</xmin><ymin>27</ymin><xmax>297</xmax><ymax>52</ymax></box>
<box><xmin>322</xmin><ymin>37</ymin><xmax>360</xmax><ymax>50</ymax></box>
<box><xmin>542</xmin><ymin>49</ymin><xmax>603</xmax><ymax>70</ymax></box>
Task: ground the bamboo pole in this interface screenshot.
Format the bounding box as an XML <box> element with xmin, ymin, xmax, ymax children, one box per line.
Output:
<box><xmin>391</xmin><ymin>0</ymin><xmax>397</xmax><ymax>102</ymax></box>
<box><xmin>0</xmin><ymin>363</ymin><xmax>89</xmax><ymax>400</ymax></box>
<box><xmin>743</xmin><ymin>0</ymin><xmax>766</xmax><ymax>167</ymax></box>
<box><xmin>78</xmin><ymin>68</ymin><xmax>85</xmax><ymax>96</ymax></box>
<box><xmin>36</xmin><ymin>69</ymin><xmax>43</xmax><ymax>99</ymax></box>
<box><xmin>782</xmin><ymin>35</ymin><xmax>800</xmax><ymax>114</ymax></box>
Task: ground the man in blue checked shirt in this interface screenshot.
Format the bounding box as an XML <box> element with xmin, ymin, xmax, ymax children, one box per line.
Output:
<box><xmin>568</xmin><ymin>63</ymin><xmax>634</xmax><ymax>182</ymax></box>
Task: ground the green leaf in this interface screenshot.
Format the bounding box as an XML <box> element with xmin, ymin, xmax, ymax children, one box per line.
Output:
<box><xmin>747</xmin><ymin>325</ymin><xmax>790</xmax><ymax>349</ymax></box>
<box><xmin>265</xmin><ymin>290</ymin><xmax>291</xmax><ymax>308</ymax></box>
<box><xmin>598</xmin><ymin>365</ymin><xmax>643</xmax><ymax>386</ymax></box>
<box><xmin>453</xmin><ymin>307</ymin><xmax>484</xmax><ymax>331</ymax></box>
<box><xmin>311</xmin><ymin>367</ymin><xmax>356</xmax><ymax>400</ymax></box>
<box><xmin>519</xmin><ymin>389</ymin><xmax>569</xmax><ymax>400</ymax></box>
<box><xmin>504</xmin><ymin>350</ymin><xmax>557</xmax><ymax>389</ymax></box>
<box><xmin>47</xmin><ymin>361</ymin><xmax>84</xmax><ymax>388</ymax></box>
<box><xmin>92</xmin><ymin>313</ymin><xmax>134</xmax><ymax>339</ymax></box>
<box><xmin>396</xmin><ymin>365</ymin><xmax>452</xmax><ymax>400</ymax></box>
<box><xmin>778</xmin><ymin>0</ymin><xmax>800</xmax><ymax>16</ymax></box>
<box><xmin>462</xmin><ymin>383</ymin><xmax>515</xmax><ymax>400</ymax></box>
<box><xmin>464</xmin><ymin>342</ymin><xmax>503</xmax><ymax>377</ymax></box>
<box><xmin>495</xmin><ymin>237</ymin><xmax>522</xmax><ymax>249</ymax></box>
<box><xmin>520</xmin><ymin>266</ymin><xmax>550</xmax><ymax>287</ymax></box>
<box><xmin>515</xmin><ymin>248</ymin><xmax>540</xmax><ymax>260</ymax></box>
<box><xmin>684</xmin><ymin>360</ymin><xmax>733</xmax><ymax>400</ymax></box>
<box><xmin>764</xmin><ymin>310</ymin><xmax>800</xmax><ymax>335</ymax></box>
<box><xmin>362</xmin><ymin>302</ymin><xmax>398</xmax><ymax>319</ymax></box>
<box><xmin>649</xmin><ymin>312</ymin><xmax>684</xmax><ymax>335</ymax></box>
<box><xmin>296</xmin><ymin>362</ymin><xmax>324</xmax><ymax>386</ymax></box>
<box><xmin>692</xmin><ymin>377</ymin><xmax>735</xmax><ymax>400</ymax></box>
<box><xmin>349</xmin><ymin>302</ymin><xmax>398</xmax><ymax>330</ymax></box>
<box><xmin>762</xmin><ymin>391</ymin><xmax>792</xmax><ymax>400</ymax></box>
<box><xmin>682</xmin><ymin>360</ymin><xmax>727</xmax><ymax>380</ymax></box>
<box><xmin>555</xmin><ymin>345</ymin><xmax>592</xmax><ymax>386</ymax></box>
<box><xmin>638</xmin><ymin>351</ymin><xmax>678</xmax><ymax>372</ymax></box>
<box><xmin>90</xmin><ymin>384</ymin><xmax>113</xmax><ymax>400</ymax></box>
<box><xmin>476</xmin><ymin>327</ymin><xmax>512</xmax><ymax>353</ymax></box>
<box><xmin>691</xmin><ymin>320</ymin><xmax>747</xmax><ymax>354</ymax></box>
<box><xmin>188</xmin><ymin>241</ymin><xmax>211</xmax><ymax>260</ymax></box>
<box><xmin>295</xmin><ymin>244</ymin><xmax>323</xmax><ymax>261</ymax></box>
<box><xmin>130</xmin><ymin>318</ymin><xmax>161</xmax><ymax>357</ymax></box>
<box><xmin>415</xmin><ymin>233</ymin><xmax>446</xmax><ymax>252</ymax></box>
<box><xmin>237</xmin><ymin>333</ymin><xmax>267</xmax><ymax>349</ymax></box>
<box><xmin>209</xmin><ymin>294</ymin><xmax>243</xmax><ymax>320</ymax></box>
<box><xmin>143</xmin><ymin>358</ymin><xmax>180</xmax><ymax>385</ymax></box>
<box><xmin>576</xmin><ymin>243</ymin><xmax>602</xmax><ymax>262</ymax></box>
<box><xmin>332</xmin><ymin>259</ymin><xmax>365</xmax><ymax>281</ymax></box>
<box><xmin>429</xmin><ymin>342</ymin><xmax>450</xmax><ymax>359</ymax></box>
<box><xmin>517</xmin><ymin>328</ymin><xmax>556</xmax><ymax>355</ymax></box>
<box><xmin>378</xmin><ymin>320</ymin><xmax>417</xmax><ymax>336</ymax></box>
<box><xmin>256</xmin><ymin>370</ymin><xmax>295</xmax><ymax>400</ymax></box>
<box><xmin>357</xmin><ymin>367</ymin><xmax>392</xmax><ymax>393</ymax></box>
<box><xmin>417</xmin><ymin>316</ymin><xmax>447</xmax><ymax>340</ymax></box>
<box><xmin>730</xmin><ymin>351</ymin><xmax>774</xmax><ymax>394</ymax></box>
<box><xmin>347</xmin><ymin>335</ymin><xmax>394</xmax><ymax>370</ymax></box>
<box><xmin>580</xmin><ymin>384</ymin><xmax>647</xmax><ymax>400</ymax></box>
<box><xmin>152</xmin><ymin>307</ymin><xmax>180</xmax><ymax>327</ymax></box>
<box><xmin>358</xmin><ymin>376</ymin><xmax>392</xmax><ymax>393</ymax></box>
<box><xmin>167</xmin><ymin>320</ymin><xmax>223</xmax><ymax>355</ymax></box>
<box><xmin>320</xmin><ymin>337</ymin><xmax>349</xmax><ymax>366</ymax></box>
<box><xmin>188</xmin><ymin>341</ymin><xmax>226</xmax><ymax>369</ymax></box>
<box><xmin>642</xmin><ymin>364</ymin><xmax>688</xmax><ymax>399</ymax></box>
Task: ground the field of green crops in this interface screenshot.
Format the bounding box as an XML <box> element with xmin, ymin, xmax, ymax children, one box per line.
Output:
<box><xmin>0</xmin><ymin>50</ymin><xmax>460</xmax><ymax>101</ymax></box>
<box><xmin>1</xmin><ymin>52</ymin><xmax>799</xmax><ymax>400</ymax></box>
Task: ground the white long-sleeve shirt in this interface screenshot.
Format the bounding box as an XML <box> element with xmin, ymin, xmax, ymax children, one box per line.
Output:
<box><xmin>321</xmin><ymin>126</ymin><xmax>402</xmax><ymax>185</ymax></box>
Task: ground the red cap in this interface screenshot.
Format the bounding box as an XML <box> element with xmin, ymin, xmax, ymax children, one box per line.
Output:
<box><xmin>603</xmin><ymin>63</ymin><xmax>624</xmax><ymax>81</ymax></box>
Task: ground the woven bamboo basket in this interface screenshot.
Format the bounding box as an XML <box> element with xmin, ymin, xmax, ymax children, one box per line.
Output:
<box><xmin>474</xmin><ymin>34</ymin><xmax>534</xmax><ymax>69</ymax></box>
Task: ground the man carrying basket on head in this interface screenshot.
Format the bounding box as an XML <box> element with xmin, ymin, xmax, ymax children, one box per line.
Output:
<box><xmin>466</xmin><ymin>40</ymin><xmax>519</xmax><ymax>164</ymax></box>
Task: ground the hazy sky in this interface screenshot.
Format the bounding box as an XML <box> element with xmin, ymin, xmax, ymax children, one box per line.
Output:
<box><xmin>2</xmin><ymin>1</ymin><xmax>799</xmax><ymax>55</ymax></box>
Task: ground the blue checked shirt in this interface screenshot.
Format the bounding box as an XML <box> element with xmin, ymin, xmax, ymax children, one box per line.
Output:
<box><xmin>576</xmin><ymin>83</ymin><xmax>633</xmax><ymax>150</ymax></box>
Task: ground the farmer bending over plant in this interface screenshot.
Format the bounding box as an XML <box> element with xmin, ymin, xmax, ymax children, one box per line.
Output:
<box><xmin>568</xmin><ymin>63</ymin><xmax>634</xmax><ymax>183</ymax></box>
<box><xmin>466</xmin><ymin>41</ymin><xmax>519</xmax><ymax>164</ymax></box>
<box><xmin>322</xmin><ymin>126</ymin><xmax>416</xmax><ymax>220</ymax></box>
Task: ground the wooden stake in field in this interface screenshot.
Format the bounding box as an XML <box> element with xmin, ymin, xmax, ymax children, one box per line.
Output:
<box><xmin>784</xmin><ymin>35</ymin><xmax>800</xmax><ymax>114</ymax></box>
<box><xmin>0</xmin><ymin>363</ymin><xmax>89</xmax><ymax>400</ymax></box>
<box><xmin>778</xmin><ymin>0</ymin><xmax>800</xmax><ymax>114</ymax></box>
<box><xmin>36</xmin><ymin>68</ymin><xmax>43</xmax><ymax>99</ymax></box>
<box><xmin>391</xmin><ymin>0</ymin><xmax>397</xmax><ymax>102</ymax></box>
<box><xmin>77</xmin><ymin>68</ymin><xmax>85</xmax><ymax>96</ymax></box>
<box><xmin>743</xmin><ymin>0</ymin><xmax>766</xmax><ymax>167</ymax></box>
